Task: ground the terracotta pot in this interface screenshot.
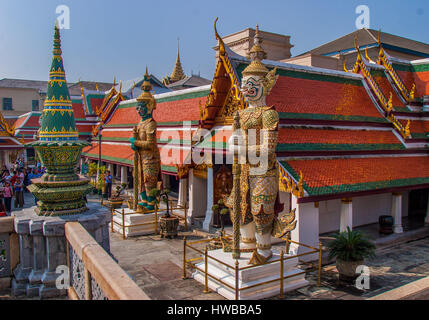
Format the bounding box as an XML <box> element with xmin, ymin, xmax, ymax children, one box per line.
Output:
<box><xmin>336</xmin><ymin>259</ymin><xmax>364</xmax><ymax>281</ymax></box>
<box><xmin>107</xmin><ymin>198</ymin><xmax>124</xmax><ymax>209</ymax></box>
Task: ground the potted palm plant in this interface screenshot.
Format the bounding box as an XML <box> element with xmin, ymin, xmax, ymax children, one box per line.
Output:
<box><xmin>211</xmin><ymin>199</ymin><xmax>230</xmax><ymax>232</ymax></box>
<box><xmin>327</xmin><ymin>227</ymin><xmax>376</xmax><ymax>282</ymax></box>
<box><xmin>108</xmin><ymin>183</ymin><xmax>127</xmax><ymax>209</ymax></box>
<box><xmin>149</xmin><ymin>188</ymin><xmax>179</xmax><ymax>238</ymax></box>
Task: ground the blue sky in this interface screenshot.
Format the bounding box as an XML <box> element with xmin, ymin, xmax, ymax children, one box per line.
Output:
<box><xmin>0</xmin><ymin>0</ymin><xmax>428</xmax><ymax>84</ymax></box>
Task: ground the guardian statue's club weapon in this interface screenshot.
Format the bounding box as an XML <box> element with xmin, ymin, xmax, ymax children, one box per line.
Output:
<box><xmin>232</xmin><ymin>111</ymin><xmax>241</xmax><ymax>259</ymax></box>
<box><xmin>133</xmin><ymin>127</ymin><xmax>139</xmax><ymax>210</ymax></box>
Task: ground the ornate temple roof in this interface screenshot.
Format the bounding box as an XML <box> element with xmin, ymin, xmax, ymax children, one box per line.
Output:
<box><xmin>82</xmin><ymin>85</ymin><xmax>208</xmax><ymax>174</ymax></box>
<box><xmin>80</xmin><ymin>22</ymin><xmax>428</xmax><ymax>193</ymax></box>
<box><xmin>191</xmin><ymin>22</ymin><xmax>429</xmax><ymax>200</ymax></box>
<box><xmin>280</xmin><ymin>156</ymin><xmax>429</xmax><ymax>201</ymax></box>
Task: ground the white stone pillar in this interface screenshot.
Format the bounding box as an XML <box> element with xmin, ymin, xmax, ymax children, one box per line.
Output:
<box><xmin>290</xmin><ymin>195</ymin><xmax>319</xmax><ymax>261</ymax></box>
<box><xmin>120</xmin><ymin>166</ymin><xmax>127</xmax><ymax>185</ymax></box>
<box><xmin>187</xmin><ymin>169</ymin><xmax>195</xmax><ymax>226</ymax></box>
<box><xmin>391</xmin><ymin>193</ymin><xmax>403</xmax><ymax>233</ymax></box>
<box><xmin>340</xmin><ymin>198</ymin><xmax>353</xmax><ymax>232</ymax></box>
<box><xmin>177</xmin><ymin>178</ymin><xmax>188</xmax><ymax>208</ymax></box>
<box><xmin>203</xmin><ymin>166</ymin><xmax>214</xmax><ymax>231</ymax></box>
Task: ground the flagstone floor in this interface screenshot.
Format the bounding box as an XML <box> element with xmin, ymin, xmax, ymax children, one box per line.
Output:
<box><xmin>4</xmin><ymin>194</ymin><xmax>429</xmax><ymax>300</ymax></box>
<box><xmin>110</xmin><ymin>225</ymin><xmax>429</xmax><ymax>300</ymax></box>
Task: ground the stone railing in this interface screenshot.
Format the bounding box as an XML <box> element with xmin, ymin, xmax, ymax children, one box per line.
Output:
<box><xmin>0</xmin><ymin>217</ymin><xmax>18</xmax><ymax>288</ymax></box>
<box><xmin>65</xmin><ymin>222</ymin><xmax>149</xmax><ymax>300</ymax></box>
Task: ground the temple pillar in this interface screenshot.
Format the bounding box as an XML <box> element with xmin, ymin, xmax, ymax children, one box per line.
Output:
<box><xmin>177</xmin><ymin>178</ymin><xmax>188</xmax><ymax>208</ymax></box>
<box><xmin>391</xmin><ymin>193</ymin><xmax>403</xmax><ymax>233</ymax></box>
<box><xmin>187</xmin><ymin>169</ymin><xmax>207</xmax><ymax>226</ymax></box>
<box><xmin>203</xmin><ymin>166</ymin><xmax>214</xmax><ymax>232</ymax></box>
<box><xmin>290</xmin><ymin>195</ymin><xmax>319</xmax><ymax>261</ymax></box>
<box><xmin>340</xmin><ymin>198</ymin><xmax>353</xmax><ymax>232</ymax></box>
<box><xmin>108</xmin><ymin>163</ymin><xmax>114</xmax><ymax>175</ymax></box>
<box><xmin>120</xmin><ymin>166</ymin><xmax>128</xmax><ymax>185</ymax></box>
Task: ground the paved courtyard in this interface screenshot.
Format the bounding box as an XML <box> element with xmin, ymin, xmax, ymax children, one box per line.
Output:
<box><xmin>2</xmin><ymin>194</ymin><xmax>429</xmax><ymax>300</ymax></box>
<box><xmin>110</xmin><ymin>224</ymin><xmax>429</xmax><ymax>300</ymax></box>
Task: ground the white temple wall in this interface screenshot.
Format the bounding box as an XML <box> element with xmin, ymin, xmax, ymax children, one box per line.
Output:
<box><xmin>318</xmin><ymin>192</ymin><xmax>410</xmax><ymax>234</ymax></box>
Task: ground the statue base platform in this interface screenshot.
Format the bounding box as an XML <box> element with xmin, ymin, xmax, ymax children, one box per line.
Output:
<box><xmin>192</xmin><ymin>249</ymin><xmax>309</xmax><ymax>300</ymax></box>
<box><xmin>112</xmin><ymin>208</ymin><xmax>158</xmax><ymax>237</ymax></box>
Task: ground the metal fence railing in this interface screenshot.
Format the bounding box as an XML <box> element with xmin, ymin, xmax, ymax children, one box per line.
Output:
<box><xmin>183</xmin><ymin>234</ymin><xmax>323</xmax><ymax>300</ymax></box>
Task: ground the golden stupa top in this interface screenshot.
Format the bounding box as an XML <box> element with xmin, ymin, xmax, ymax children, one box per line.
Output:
<box><xmin>169</xmin><ymin>40</ymin><xmax>186</xmax><ymax>82</ymax></box>
<box><xmin>242</xmin><ymin>25</ymin><xmax>269</xmax><ymax>77</ymax></box>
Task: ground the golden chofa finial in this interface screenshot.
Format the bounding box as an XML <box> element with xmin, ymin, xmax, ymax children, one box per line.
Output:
<box><xmin>365</xmin><ymin>47</ymin><xmax>373</xmax><ymax>63</ymax></box>
<box><xmin>404</xmin><ymin>119</ymin><xmax>411</xmax><ymax>138</ymax></box>
<box><xmin>95</xmin><ymin>83</ymin><xmax>99</xmax><ymax>91</ymax></box>
<box><xmin>343</xmin><ymin>57</ymin><xmax>348</xmax><ymax>72</ymax></box>
<box><xmin>119</xmin><ymin>80</ymin><xmax>122</xmax><ymax>94</ymax></box>
<box><xmin>214</xmin><ymin>17</ymin><xmax>225</xmax><ymax>56</ymax></box>
<box><xmin>130</xmin><ymin>81</ymin><xmax>136</xmax><ymax>98</ymax></box>
<box><xmin>410</xmin><ymin>83</ymin><xmax>416</xmax><ymax>100</ymax></box>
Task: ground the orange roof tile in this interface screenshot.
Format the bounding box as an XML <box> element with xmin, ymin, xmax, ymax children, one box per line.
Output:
<box><xmin>266</xmin><ymin>75</ymin><xmax>383</xmax><ymax>119</ymax></box>
<box><xmin>282</xmin><ymin>156</ymin><xmax>429</xmax><ymax>196</ymax></box>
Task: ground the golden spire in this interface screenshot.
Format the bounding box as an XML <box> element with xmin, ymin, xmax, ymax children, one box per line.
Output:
<box><xmin>169</xmin><ymin>38</ymin><xmax>186</xmax><ymax>82</ymax></box>
<box><xmin>242</xmin><ymin>24</ymin><xmax>269</xmax><ymax>77</ymax></box>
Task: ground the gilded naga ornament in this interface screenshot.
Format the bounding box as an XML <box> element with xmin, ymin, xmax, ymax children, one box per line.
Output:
<box><xmin>225</xmin><ymin>25</ymin><xmax>296</xmax><ymax>265</ymax></box>
<box><xmin>130</xmin><ymin>68</ymin><xmax>161</xmax><ymax>211</ymax></box>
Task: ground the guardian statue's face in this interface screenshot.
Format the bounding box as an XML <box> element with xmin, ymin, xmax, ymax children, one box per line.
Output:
<box><xmin>136</xmin><ymin>102</ymin><xmax>149</xmax><ymax>119</ymax></box>
<box><xmin>241</xmin><ymin>75</ymin><xmax>264</xmax><ymax>103</ymax></box>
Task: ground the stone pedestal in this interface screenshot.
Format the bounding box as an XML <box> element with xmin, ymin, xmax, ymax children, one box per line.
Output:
<box><xmin>112</xmin><ymin>208</ymin><xmax>157</xmax><ymax>237</ymax></box>
<box><xmin>192</xmin><ymin>249</ymin><xmax>308</xmax><ymax>300</ymax></box>
<box><xmin>11</xmin><ymin>202</ymin><xmax>110</xmax><ymax>299</ymax></box>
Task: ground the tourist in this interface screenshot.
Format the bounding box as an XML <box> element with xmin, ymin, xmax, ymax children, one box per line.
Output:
<box><xmin>3</xmin><ymin>181</ymin><xmax>13</xmax><ymax>215</ymax></box>
<box><xmin>1</xmin><ymin>165</ymin><xmax>8</xmax><ymax>177</ymax></box>
<box><xmin>105</xmin><ymin>170</ymin><xmax>113</xmax><ymax>199</ymax></box>
<box><xmin>1</xmin><ymin>170</ymin><xmax>11</xmax><ymax>184</ymax></box>
<box><xmin>10</xmin><ymin>171</ymin><xmax>18</xmax><ymax>187</ymax></box>
<box><xmin>14</xmin><ymin>177</ymin><xmax>24</xmax><ymax>209</ymax></box>
<box><xmin>23</xmin><ymin>168</ymin><xmax>30</xmax><ymax>191</ymax></box>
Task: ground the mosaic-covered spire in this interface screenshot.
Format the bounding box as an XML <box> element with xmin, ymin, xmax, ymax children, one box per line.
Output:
<box><xmin>170</xmin><ymin>39</ymin><xmax>186</xmax><ymax>82</ymax></box>
<box><xmin>39</xmin><ymin>24</ymin><xmax>78</xmax><ymax>142</ymax></box>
